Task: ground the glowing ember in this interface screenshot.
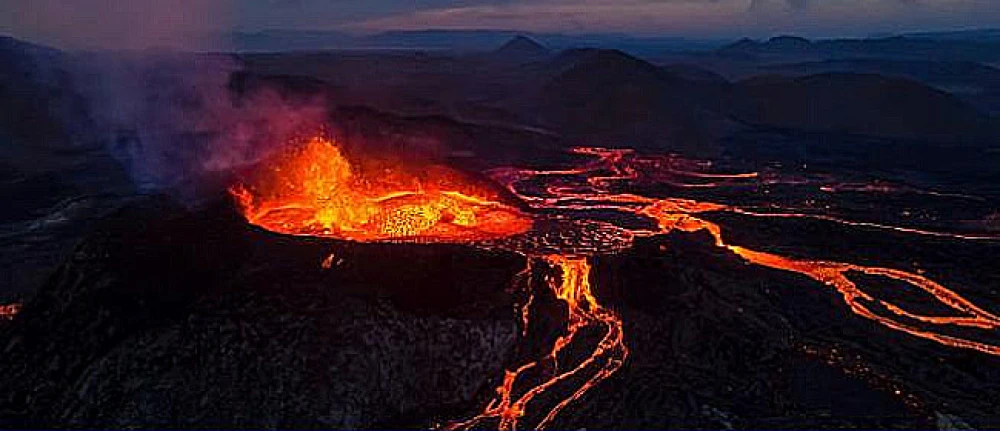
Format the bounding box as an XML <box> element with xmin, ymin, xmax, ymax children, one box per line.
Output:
<box><xmin>0</xmin><ymin>303</ymin><xmax>21</xmax><ymax>321</ymax></box>
<box><xmin>229</xmin><ymin>136</ymin><xmax>532</xmax><ymax>242</ymax></box>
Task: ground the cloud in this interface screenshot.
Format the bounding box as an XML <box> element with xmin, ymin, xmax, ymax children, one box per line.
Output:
<box><xmin>347</xmin><ymin>0</ymin><xmax>753</xmax><ymax>36</ymax></box>
<box><xmin>0</xmin><ymin>0</ymin><xmax>234</xmax><ymax>50</ymax></box>
<box><xmin>346</xmin><ymin>0</ymin><xmax>1000</xmax><ymax>38</ymax></box>
<box><xmin>2</xmin><ymin>0</ymin><xmax>997</xmax><ymax>44</ymax></box>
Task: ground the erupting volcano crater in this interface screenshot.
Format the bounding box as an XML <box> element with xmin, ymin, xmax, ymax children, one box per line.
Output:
<box><xmin>223</xmin><ymin>136</ymin><xmax>1000</xmax><ymax>430</ymax></box>
<box><xmin>229</xmin><ymin>135</ymin><xmax>533</xmax><ymax>243</ymax></box>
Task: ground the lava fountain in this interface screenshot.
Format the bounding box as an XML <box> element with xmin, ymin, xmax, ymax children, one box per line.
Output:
<box><xmin>230</xmin><ymin>135</ymin><xmax>532</xmax><ymax>243</ymax></box>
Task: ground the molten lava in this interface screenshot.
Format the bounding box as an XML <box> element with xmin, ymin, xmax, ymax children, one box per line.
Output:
<box><xmin>492</xmin><ymin>146</ymin><xmax>1000</xmax><ymax>359</ymax></box>
<box><xmin>445</xmin><ymin>256</ymin><xmax>626</xmax><ymax>430</ymax></box>
<box><xmin>230</xmin><ymin>134</ymin><xmax>1000</xmax><ymax>429</ymax></box>
<box><xmin>451</xmin><ymin>145</ymin><xmax>1000</xmax><ymax>429</ymax></box>
<box><xmin>230</xmin><ymin>136</ymin><xmax>532</xmax><ymax>242</ymax></box>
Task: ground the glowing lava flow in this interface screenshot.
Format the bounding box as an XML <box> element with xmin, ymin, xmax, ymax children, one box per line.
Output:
<box><xmin>231</xmin><ymin>137</ymin><xmax>1000</xmax><ymax>429</ymax></box>
<box><xmin>445</xmin><ymin>146</ymin><xmax>999</xmax><ymax>429</ymax></box>
<box><xmin>230</xmin><ymin>136</ymin><xmax>532</xmax><ymax>243</ymax></box>
<box><xmin>491</xmin><ymin>147</ymin><xmax>1000</xmax><ymax>359</ymax></box>
<box><xmin>445</xmin><ymin>255</ymin><xmax>626</xmax><ymax>430</ymax></box>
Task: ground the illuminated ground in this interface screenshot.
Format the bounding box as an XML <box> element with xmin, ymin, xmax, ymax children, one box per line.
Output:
<box><xmin>234</xmin><ymin>140</ymin><xmax>1000</xmax><ymax>429</ymax></box>
<box><xmin>2</xmin><ymin>144</ymin><xmax>998</xmax><ymax>429</ymax></box>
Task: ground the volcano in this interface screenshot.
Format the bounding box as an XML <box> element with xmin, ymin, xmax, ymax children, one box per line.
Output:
<box><xmin>3</xmin><ymin>31</ymin><xmax>1000</xmax><ymax>430</ymax></box>
<box><xmin>4</xmin><ymin>137</ymin><xmax>1000</xmax><ymax>429</ymax></box>
<box><xmin>218</xmin><ymin>138</ymin><xmax>999</xmax><ymax>429</ymax></box>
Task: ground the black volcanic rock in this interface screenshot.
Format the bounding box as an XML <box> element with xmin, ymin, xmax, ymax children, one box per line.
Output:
<box><xmin>559</xmin><ymin>230</ymin><xmax>1000</xmax><ymax>429</ymax></box>
<box><xmin>0</xmin><ymin>196</ymin><xmax>523</xmax><ymax>428</ymax></box>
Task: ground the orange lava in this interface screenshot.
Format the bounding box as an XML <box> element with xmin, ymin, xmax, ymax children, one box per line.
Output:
<box><xmin>493</xmin><ymin>146</ymin><xmax>1000</xmax><ymax>359</ymax></box>
<box><xmin>230</xmin><ymin>136</ymin><xmax>999</xmax><ymax>428</ymax></box>
<box><xmin>443</xmin><ymin>145</ymin><xmax>1000</xmax><ymax>428</ymax></box>
<box><xmin>229</xmin><ymin>136</ymin><xmax>532</xmax><ymax>242</ymax></box>
<box><xmin>445</xmin><ymin>255</ymin><xmax>626</xmax><ymax>430</ymax></box>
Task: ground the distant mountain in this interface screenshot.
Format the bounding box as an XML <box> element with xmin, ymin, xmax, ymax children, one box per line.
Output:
<box><xmin>764</xmin><ymin>58</ymin><xmax>1000</xmax><ymax>86</ymax></box>
<box><xmin>0</xmin><ymin>36</ymin><xmax>135</xmax><ymax>297</ymax></box>
<box><xmin>231</xmin><ymin>30</ymin><xmax>354</xmax><ymax>52</ymax></box>
<box><xmin>0</xmin><ymin>35</ymin><xmax>93</xmax><ymax>148</ymax></box>
<box><xmin>660</xmin><ymin>63</ymin><xmax>728</xmax><ymax>83</ymax></box>
<box><xmin>730</xmin><ymin>73</ymin><xmax>996</xmax><ymax>143</ymax></box>
<box><xmin>230</xmin><ymin>29</ymin><xmax>723</xmax><ymax>55</ymax></box>
<box><xmin>718</xmin><ymin>35</ymin><xmax>1000</xmax><ymax>63</ymax></box>
<box><xmin>528</xmin><ymin>49</ymin><xmax>731</xmax><ymax>154</ymax></box>
<box><xmin>361</xmin><ymin>30</ymin><xmax>523</xmax><ymax>51</ymax></box>
<box><xmin>765</xmin><ymin>35</ymin><xmax>813</xmax><ymax>49</ymax></box>
<box><xmin>494</xmin><ymin>36</ymin><xmax>550</xmax><ymax>60</ymax></box>
<box><xmin>235</xmin><ymin>40</ymin><xmax>1000</xmax><ymax>150</ymax></box>
<box><xmin>0</xmin><ymin>35</ymin><xmax>63</xmax><ymax>66</ymax></box>
<box><xmin>762</xmin><ymin>59</ymin><xmax>1000</xmax><ymax>114</ymax></box>
<box><xmin>718</xmin><ymin>36</ymin><xmax>817</xmax><ymax>58</ymax></box>
<box><xmin>897</xmin><ymin>29</ymin><xmax>1000</xmax><ymax>43</ymax></box>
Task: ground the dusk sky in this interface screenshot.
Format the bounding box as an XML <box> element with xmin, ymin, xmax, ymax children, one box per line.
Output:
<box><xmin>2</xmin><ymin>0</ymin><xmax>998</xmax><ymax>49</ymax></box>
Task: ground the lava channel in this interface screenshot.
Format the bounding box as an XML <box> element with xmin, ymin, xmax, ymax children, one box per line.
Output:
<box><xmin>230</xmin><ymin>137</ymin><xmax>1000</xmax><ymax>430</ymax></box>
<box><xmin>492</xmin><ymin>145</ymin><xmax>1000</xmax><ymax>359</ymax></box>
<box><xmin>443</xmin><ymin>255</ymin><xmax>627</xmax><ymax>430</ymax></box>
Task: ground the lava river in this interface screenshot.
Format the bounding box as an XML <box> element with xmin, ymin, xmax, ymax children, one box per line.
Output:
<box><xmin>231</xmin><ymin>138</ymin><xmax>1000</xmax><ymax>430</ymax></box>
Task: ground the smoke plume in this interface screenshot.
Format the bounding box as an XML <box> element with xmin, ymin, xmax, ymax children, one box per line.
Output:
<box><xmin>74</xmin><ymin>51</ymin><xmax>331</xmax><ymax>200</ymax></box>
